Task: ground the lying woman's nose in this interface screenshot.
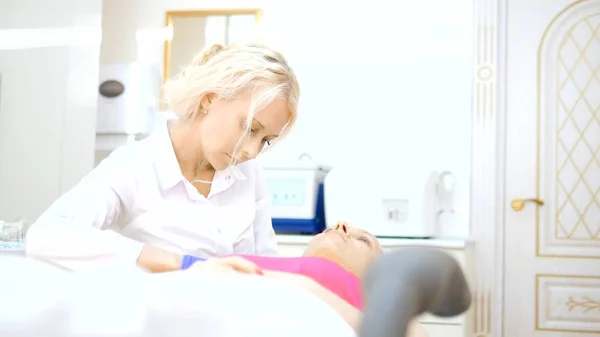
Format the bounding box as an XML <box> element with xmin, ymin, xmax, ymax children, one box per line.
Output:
<box><xmin>334</xmin><ymin>221</ymin><xmax>349</xmax><ymax>234</ymax></box>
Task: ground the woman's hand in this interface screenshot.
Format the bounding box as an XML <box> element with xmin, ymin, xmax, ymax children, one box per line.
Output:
<box><xmin>188</xmin><ymin>256</ymin><xmax>264</xmax><ymax>275</ymax></box>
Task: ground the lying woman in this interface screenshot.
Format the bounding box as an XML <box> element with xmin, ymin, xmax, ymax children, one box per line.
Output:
<box><xmin>183</xmin><ymin>222</ymin><xmax>429</xmax><ymax>337</ymax></box>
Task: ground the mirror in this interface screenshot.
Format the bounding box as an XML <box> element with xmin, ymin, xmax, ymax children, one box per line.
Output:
<box><xmin>163</xmin><ymin>9</ymin><xmax>262</xmax><ymax>84</ymax></box>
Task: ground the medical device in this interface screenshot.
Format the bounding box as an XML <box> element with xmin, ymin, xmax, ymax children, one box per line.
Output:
<box><xmin>263</xmin><ymin>155</ymin><xmax>331</xmax><ymax>234</ymax></box>
<box><xmin>324</xmin><ymin>167</ymin><xmax>456</xmax><ymax>238</ymax></box>
<box><xmin>361</xmin><ymin>247</ymin><xmax>472</xmax><ymax>337</ymax></box>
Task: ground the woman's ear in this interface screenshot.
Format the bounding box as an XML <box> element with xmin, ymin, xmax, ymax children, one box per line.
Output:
<box><xmin>200</xmin><ymin>93</ymin><xmax>214</xmax><ymax>110</ymax></box>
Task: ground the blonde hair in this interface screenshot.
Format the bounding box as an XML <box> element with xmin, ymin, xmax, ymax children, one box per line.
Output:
<box><xmin>163</xmin><ymin>43</ymin><xmax>300</xmax><ymax>164</ymax></box>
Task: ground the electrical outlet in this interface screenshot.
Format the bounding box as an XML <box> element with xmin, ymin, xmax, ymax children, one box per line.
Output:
<box><xmin>382</xmin><ymin>198</ymin><xmax>409</xmax><ymax>224</ymax></box>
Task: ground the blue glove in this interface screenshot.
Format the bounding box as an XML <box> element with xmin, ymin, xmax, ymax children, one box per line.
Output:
<box><xmin>181</xmin><ymin>255</ymin><xmax>206</xmax><ymax>270</ymax></box>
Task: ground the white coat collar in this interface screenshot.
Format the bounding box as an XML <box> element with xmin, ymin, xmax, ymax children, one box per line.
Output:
<box><xmin>153</xmin><ymin>122</ymin><xmax>246</xmax><ymax>191</ymax></box>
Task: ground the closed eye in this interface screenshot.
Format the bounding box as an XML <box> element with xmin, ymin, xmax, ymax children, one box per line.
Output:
<box><xmin>358</xmin><ymin>236</ymin><xmax>371</xmax><ymax>245</ymax></box>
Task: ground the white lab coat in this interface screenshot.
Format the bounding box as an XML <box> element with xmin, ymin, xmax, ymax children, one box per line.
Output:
<box><xmin>25</xmin><ymin>124</ymin><xmax>279</xmax><ymax>271</ymax></box>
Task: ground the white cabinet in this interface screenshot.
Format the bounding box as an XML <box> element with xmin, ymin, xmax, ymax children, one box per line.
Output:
<box><xmin>276</xmin><ymin>235</ymin><xmax>473</xmax><ymax>337</ymax></box>
<box><xmin>0</xmin><ymin>0</ymin><xmax>101</xmax><ymax>222</ymax></box>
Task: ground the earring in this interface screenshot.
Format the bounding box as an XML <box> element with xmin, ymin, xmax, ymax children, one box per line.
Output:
<box><xmin>203</xmin><ymin>108</ymin><xmax>209</xmax><ymax>114</ymax></box>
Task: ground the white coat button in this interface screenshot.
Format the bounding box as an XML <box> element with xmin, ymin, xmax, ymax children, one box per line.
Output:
<box><xmin>225</xmin><ymin>175</ymin><xmax>231</xmax><ymax>180</ymax></box>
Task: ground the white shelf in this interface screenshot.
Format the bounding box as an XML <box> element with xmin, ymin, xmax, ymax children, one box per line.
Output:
<box><xmin>275</xmin><ymin>234</ymin><xmax>470</xmax><ymax>249</ymax></box>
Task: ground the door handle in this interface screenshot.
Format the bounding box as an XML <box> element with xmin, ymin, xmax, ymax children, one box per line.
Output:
<box><xmin>511</xmin><ymin>198</ymin><xmax>545</xmax><ymax>211</ymax></box>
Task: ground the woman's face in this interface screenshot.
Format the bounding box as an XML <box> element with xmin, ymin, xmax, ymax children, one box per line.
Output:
<box><xmin>197</xmin><ymin>95</ymin><xmax>290</xmax><ymax>171</ymax></box>
<box><xmin>303</xmin><ymin>222</ymin><xmax>383</xmax><ymax>276</ymax></box>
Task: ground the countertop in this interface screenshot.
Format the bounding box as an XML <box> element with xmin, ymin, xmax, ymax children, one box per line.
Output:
<box><xmin>275</xmin><ymin>234</ymin><xmax>470</xmax><ymax>249</ymax></box>
<box><xmin>1</xmin><ymin>237</ymin><xmax>470</xmax><ymax>256</ymax></box>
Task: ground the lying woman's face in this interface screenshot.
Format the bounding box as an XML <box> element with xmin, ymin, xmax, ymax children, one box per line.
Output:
<box><xmin>303</xmin><ymin>222</ymin><xmax>382</xmax><ymax>276</ymax></box>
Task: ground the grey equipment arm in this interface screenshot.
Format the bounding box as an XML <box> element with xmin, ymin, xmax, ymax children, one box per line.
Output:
<box><xmin>360</xmin><ymin>247</ymin><xmax>472</xmax><ymax>337</ymax></box>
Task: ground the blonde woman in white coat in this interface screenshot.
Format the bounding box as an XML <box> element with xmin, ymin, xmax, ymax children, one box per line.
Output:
<box><xmin>26</xmin><ymin>44</ymin><xmax>300</xmax><ymax>273</ymax></box>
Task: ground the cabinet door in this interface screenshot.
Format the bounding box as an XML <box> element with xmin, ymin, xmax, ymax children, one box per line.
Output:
<box><xmin>0</xmin><ymin>0</ymin><xmax>101</xmax><ymax>221</ymax></box>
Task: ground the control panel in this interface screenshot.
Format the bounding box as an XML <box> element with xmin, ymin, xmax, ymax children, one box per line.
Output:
<box><xmin>266</xmin><ymin>177</ymin><xmax>307</xmax><ymax>208</ymax></box>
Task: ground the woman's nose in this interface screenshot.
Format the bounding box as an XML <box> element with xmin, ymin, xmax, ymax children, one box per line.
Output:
<box><xmin>334</xmin><ymin>221</ymin><xmax>349</xmax><ymax>234</ymax></box>
<box><xmin>242</xmin><ymin>141</ymin><xmax>261</xmax><ymax>160</ymax></box>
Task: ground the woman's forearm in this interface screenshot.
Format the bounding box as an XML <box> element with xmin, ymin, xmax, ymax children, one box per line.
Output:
<box><xmin>136</xmin><ymin>245</ymin><xmax>182</xmax><ymax>272</ymax></box>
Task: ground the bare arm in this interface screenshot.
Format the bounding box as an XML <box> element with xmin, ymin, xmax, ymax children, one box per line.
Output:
<box><xmin>136</xmin><ymin>245</ymin><xmax>183</xmax><ymax>272</ymax></box>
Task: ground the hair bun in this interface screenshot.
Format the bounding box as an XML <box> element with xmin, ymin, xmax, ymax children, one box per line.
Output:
<box><xmin>195</xmin><ymin>44</ymin><xmax>224</xmax><ymax>65</ymax></box>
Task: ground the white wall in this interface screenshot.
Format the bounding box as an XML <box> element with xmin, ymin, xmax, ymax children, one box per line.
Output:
<box><xmin>0</xmin><ymin>0</ymin><xmax>101</xmax><ymax>221</ymax></box>
<box><xmin>101</xmin><ymin>0</ymin><xmax>474</xmax><ymax>237</ymax></box>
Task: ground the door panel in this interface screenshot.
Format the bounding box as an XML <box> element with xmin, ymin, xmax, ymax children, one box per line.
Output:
<box><xmin>537</xmin><ymin>3</ymin><xmax>600</xmax><ymax>259</ymax></box>
<box><xmin>505</xmin><ymin>0</ymin><xmax>600</xmax><ymax>335</ymax></box>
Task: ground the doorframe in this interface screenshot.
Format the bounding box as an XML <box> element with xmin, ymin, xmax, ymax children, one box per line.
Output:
<box><xmin>470</xmin><ymin>0</ymin><xmax>508</xmax><ymax>336</ymax></box>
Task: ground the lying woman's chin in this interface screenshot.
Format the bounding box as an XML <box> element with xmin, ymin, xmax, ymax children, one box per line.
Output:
<box><xmin>304</xmin><ymin>244</ymin><xmax>347</xmax><ymax>264</ymax></box>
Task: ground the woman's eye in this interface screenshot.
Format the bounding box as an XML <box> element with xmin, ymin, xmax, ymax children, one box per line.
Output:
<box><xmin>358</xmin><ymin>236</ymin><xmax>370</xmax><ymax>245</ymax></box>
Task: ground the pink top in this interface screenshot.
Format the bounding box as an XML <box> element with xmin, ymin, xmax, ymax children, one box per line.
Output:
<box><xmin>237</xmin><ymin>255</ymin><xmax>363</xmax><ymax>309</ymax></box>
